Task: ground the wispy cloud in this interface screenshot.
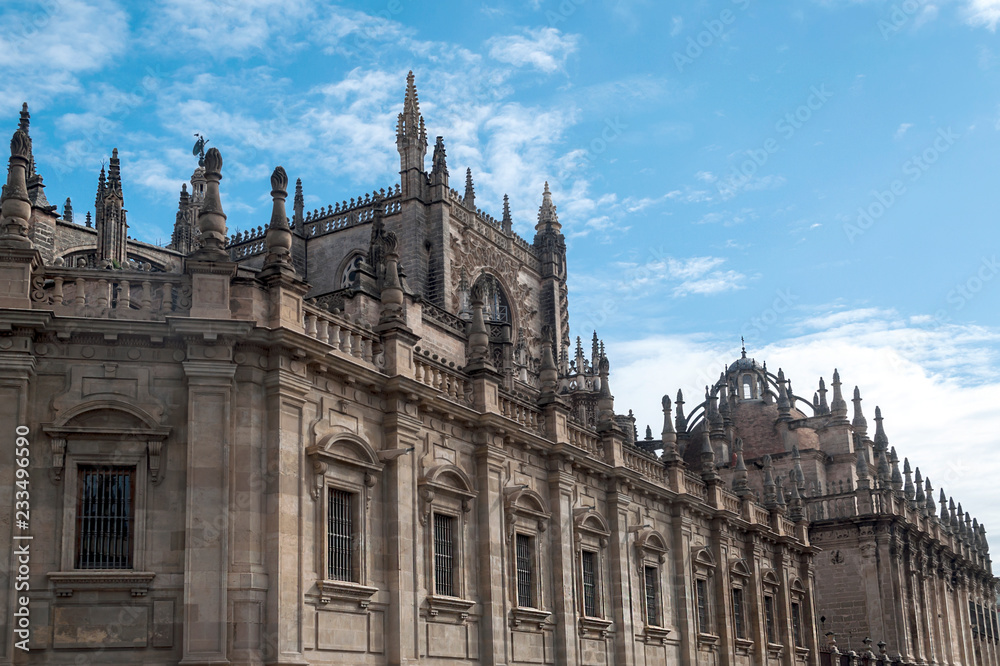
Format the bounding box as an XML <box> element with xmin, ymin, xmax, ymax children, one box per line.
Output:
<box><xmin>895</xmin><ymin>122</ymin><xmax>914</xmax><ymax>139</ymax></box>
<box><xmin>966</xmin><ymin>0</ymin><xmax>1000</xmax><ymax>30</ymax></box>
<box><xmin>487</xmin><ymin>27</ymin><xmax>579</xmax><ymax>73</ymax></box>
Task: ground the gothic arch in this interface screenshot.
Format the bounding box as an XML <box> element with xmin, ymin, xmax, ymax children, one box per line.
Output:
<box><xmin>472</xmin><ymin>271</ymin><xmax>515</xmax><ymax>327</ymax></box>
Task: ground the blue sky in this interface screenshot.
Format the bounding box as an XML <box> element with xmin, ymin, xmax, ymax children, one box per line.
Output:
<box><xmin>3</xmin><ymin>0</ymin><xmax>1000</xmax><ymax>546</ymax></box>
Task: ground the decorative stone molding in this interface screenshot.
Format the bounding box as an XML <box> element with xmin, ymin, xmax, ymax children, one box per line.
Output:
<box><xmin>634</xmin><ymin>528</ymin><xmax>668</xmax><ymax>565</ymax></box>
<box><xmin>509</xmin><ymin>606</ymin><xmax>551</xmax><ymax>630</ymax></box>
<box><xmin>305</xmin><ymin>432</ymin><xmax>382</xmax><ymax>503</ymax></box>
<box><xmin>643</xmin><ymin>624</ymin><xmax>671</xmax><ymax>645</ymax></box>
<box><xmin>425</xmin><ymin>594</ymin><xmax>476</xmax><ymax>623</ymax></box>
<box><xmin>503</xmin><ymin>485</ymin><xmax>549</xmax><ymax>542</ymax></box>
<box><xmin>578</xmin><ymin>615</ymin><xmax>613</xmax><ymax>639</ymax></box>
<box><xmin>417</xmin><ymin>463</ymin><xmax>476</xmax><ymax>526</ymax></box>
<box><xmin>317</xmin><ymin>579</ymin><xmax>378</xmax><ymax>609</ymax></box>
<box><xmin>47</xmin><ymin>571</ymin><xmax>156</xmax><ymax>598</ymax></box>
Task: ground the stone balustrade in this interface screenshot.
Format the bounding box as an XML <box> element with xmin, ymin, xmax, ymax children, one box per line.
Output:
<box><xmin>412</xmin><ymin>349</ymin><xmax>470</xmax><ymax>405</ymax></box>
<box><xmin>622</xmin><ymin>446</ymin><xmax>667</xmax><ymax>484</ymax></box>
<box><xmin>568</xmin><ymin>423</ymin><xmax>603</xmax><ymax>457</ymax></box>
<box><xmin>303</xmin><ymin>304</ymin><xmax>383</xmax><ymax>370</ymax></box>
<box><xmin>30</xmin><ymin>267</ymin><xmax>192</xmax><ymax>319</ymax></box>
<box><xmin>498</xmin><ymin>391</ymin><xmax>543</xmax><ymax>434</ymax></box>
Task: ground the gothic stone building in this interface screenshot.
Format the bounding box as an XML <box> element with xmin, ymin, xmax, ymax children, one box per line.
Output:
<box><xmin>0</xmin><ymin>75</ymin><xmax>996</xmax><ymax>666</ymax></box>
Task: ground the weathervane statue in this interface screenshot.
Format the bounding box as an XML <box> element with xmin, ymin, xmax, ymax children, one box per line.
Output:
<box><xmin>192</xmin><ymin>133</ymin><xmax>209</xmax><ymax>167</ymax></box>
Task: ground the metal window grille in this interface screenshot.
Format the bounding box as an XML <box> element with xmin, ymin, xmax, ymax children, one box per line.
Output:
<box><xmin>732</xmin><ymin>588</ymin><xmax>745</xmax><ymax>639</ymax></box>
<box><xmin>433</xmin><ymin>513</ymin><xmax>455</xmax><ymax>596</ymax></box>
<box><xmin>581</xmin><ymin>550</ymin><xmax>598</xmax><ymax>617</ymax></box>
<box><xmin>792</xmin><ymin>602</ymin><xmax>802</xmax><ymax>646</ymax></box>
<box><xmin>515</xmin><ymin>534</ymin><xmax>534</xmax><ymax>608</ymax></box>
<box><xmin>972</xmin><ymin>600</ymin><xmax>979</xmax><ymax>634</ymax></box>
<box><xmin>75</xmin><ymin>465</ymin><xmax>134</xmax><ymax>569</ymax></box>
<box><xmin>696</xmin><ymin>578</ymin><xmax>709</xmax><ymax>634</ymax></box>
<box><xmin>980</xmin><ymin>604</ymin><xmax>988</xmax><ymax>640</ymax></box>
<box><xmin>327</xmin><ymin>489</ymin><xmax>353</xmax><ymax>581</ymax></box>
<box><xmin>992</xmin><ymin>609</ymin><xmax>999</xmax><ymax>640</ymax></box>
<box><xmin>644</xmin><ymin>566</ymin><xmax>659</xmax><ymax>626</ymax></box>
<box><xmin>987</xmin><ymin>605</ymin><xmax>994</xmax><ymax>641</ymax></box>
<box><xmin>764</xmin><ymin>595</ymin><xmax>776</xmax><ymax>644</ymax></box>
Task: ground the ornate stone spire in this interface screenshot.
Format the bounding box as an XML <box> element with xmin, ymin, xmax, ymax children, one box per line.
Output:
<box><xmin>914</xmin><ymin>468</ymin><xmax>924</xmax><ymax>503</ymax></box>
<box><xmin>464</xmin><ymin>168</ymin><xmax>475</xmax><ymax>209</ymax></box>
<box><xmin>539</xmin><ymin>326</ymin><xmax>558</xmax><ymax>394</ymax></box>
<box><xmin>889</xmin><ymin>446</ymin><xmax>902</xmax><ymax>491</ymax></box>
<box><xmin>466</xmin><ymin>279</ymin><xmax>492</xmax><ymax>370</ymax></box>
<box><xmin>776</xmin><ymin>368</ymin><xmax>791</xmax><ymax>420</ymax></box>
<box><xmin>675</xmin><ymin>389</ymin><xmax>687</xmax><ymax>433</ymax></box>
<box><xmin>430</xmin><ymin>136</ymin><xmax>448</xmax><ymax>187</ymax></box>
<box><xmin>293</xmin><ymin>177</ymin><xmax>304</xmax><ymax>227</ymax></box>
<box><xmin>762</xmin><ymin>455</ymin><xmax>776</xmax><ymax>507</ymax></box>
<box><xmin>903</xmin><ymin>457</ymin><xmax>914</xmax><ymax>500</ymax></box>
<box><xmin>791</xmin><ymin>445</ymin><xmax>805</xmax><ymax>490</ymax></box>
<box><xmin>62</xmin><ymin>197</ymin><xmax>73</xmax><ymax>223</ymax></box>
<box><xmin>18</xmin><ymin>103</ymin><xmax>34</xmax><ymax>178</ymax></box>
<box><xmin>94</xmin><ymin>148</ymin><xmax>128</xmax><ymax>265</ymax></box>
<box><xmin>0</xmin><ymin>128</ymin><xmax>33</xmax><ymax>248</ymax></box>
<box><xmin>717</xmin><ymin>376</ymin><xmax>731</xmax><ymax>422</ymax></box>
<box><xmin>939</xmin><ymin>489</ymin><xmax>949</xmax><ymax>523</ymax></box>
<box><xmin>852</xmin><ymin>387</ymin><xmax>867</xmax><ymax>437</ymax></box>
<box><xmin>856</xmin><ymin>448</ymin><xmax>870</xmax><ymax>488</ymax></box>
<box><xmin>950</xmin><ymin>497</ymin><xmax>958</xmax><ymax>529</ymax></box>
<box><xmin>830</xmin><ymin>369</ymin><xmax>848</xmax><ymax>419</ymax></box>
<box><xmin>774</xmin><ymin>474</ymin><xmax>787</xmax><ymax>510</ymax></box>
<box><xmin>262</xmin><ymin>166</ymin><xmax>293</xmax><ymax>271</ymax></box>
<box><xmin>924</xmin><ymin>478</ymin><xmax>935</xmax><ymax>516</ymax></box>
<box><xmin>501</xmin><ymin>194</ymin><xmax>512</xmax><ymax>233</ymax></box>
<box><xmin>193</xmin><ymin>147</ymin><xmax>228</xmax><ymax>260</ymax></box>
<box><xmin>817</xmin><ymin>377</ymin><xmax>829</xmax><ymax>414</ymax></box>
<box><xmin>396</xmin><ymin>71</ymin><xmax>427</xmax><ymax>188</ymax></box>
<box><xmin>596</xmin><ymin>353</ymin><xmax>614</xmax><ymax>426</ymax></box>
<box><xmin>535</xmin><ymin>181</ymin><xmax>561</xmax><ymax>233</ymax></box>
<box><xmin>378</xmin><ymin>227</ymin><xmax>404</xmax><ymax>325</ymax></box>
<box><xmin>661</xmin><ymin>394</ymin><xmax>678</xmax><ymax>460</ymax></box>
<box><xmin>732</xmin><ymin>438</ymin><xmax>750</xmax><ymax>498</ymax></box>
<box><xmin>873</xmin><ymin>406</ymin><xmax>888</xmax><ymax>453</ymax></box>
<box><xmin>700</xmin><ymin>429</ymin><xmax>718</xmax><ymax>481</ymax></box>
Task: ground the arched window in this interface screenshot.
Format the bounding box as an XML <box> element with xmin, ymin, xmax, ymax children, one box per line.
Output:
<box><xmin>473</xmin><ymin>273</ymin><xmax>510</xmax><ymax>324</ymax></box>
<box><xmin>742</xmin><ymin>375</ymin><xmax>753</xmax><ymax>400</ymax></box>
<box><xmin>340</xmin><ymin>253</ymin><xmax>365</xmax><ymax>289</ymax></box>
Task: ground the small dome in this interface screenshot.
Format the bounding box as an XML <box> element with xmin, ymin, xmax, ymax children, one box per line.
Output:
<box><xmin>727</xmin><ymin>354</ymin><xmax>760</xmax><ymax>374</ymax></box>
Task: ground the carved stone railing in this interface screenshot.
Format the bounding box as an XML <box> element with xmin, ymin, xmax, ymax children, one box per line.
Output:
<box><xmin>622</xmin><ymin>446</ymin><xmax>667</xmax><ymax>485</ymax></box>
<box><xmin>749</xmin><ymin>503</ymin><xmax>771</xmax><ymax>525</ymax></box>
<box><xmin>568</xmin><ymin>424</ymin><xmax>602</xmax><ymax>457</ymax></box>
<box><xmin>412</xmin><ymin>349</ymin><xmax>470</xmax><ymax>405</ymax></box>
<box><xmin>684</xmin><ymin>473</ymin><xmax>709</xmax><ymax>502</ymax></box>
<box><xmin>421</xmin><ymin>302</ymin><xmax>467</xmax><ymax>336</ymax></box>
<box><xmin>720</xmin><ymin>489</ymin><xmax>743</xmax><ymax>515</ymax></box>
<box><xmin>30</xmin><ymin>267</ymin><xmax>192</xmax><ymax>319</ymax></box>
<box><xmin>806</xmin><ymin>492</ymin><xmax>859</xmax><ymax>521</ymax></box>
<box><xmin>498</xmin><ymin>390</ymin><xmax>543</xmax><ymax>435</ymax></box>
<box><xmin>303</xmin><ymin>304</ymin><xmax>383</xmax><ymax>370</ymax></box>
<box><xmin>780</xmin><ymin>516</ymin><xmax>797</xmax><ymax>535</ymax></box>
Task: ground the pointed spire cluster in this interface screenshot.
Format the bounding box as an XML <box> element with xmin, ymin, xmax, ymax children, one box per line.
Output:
<box><xmin>464</xmin><ymin>168</ymin><xmax>475</xmax><ymax>209</ymax></box>
<box><xmin>501</xmin><ymin>194</ymin><xmax>512</xmax><ymax>233</ymax></box>
<box><xmin>535</xmin><ymin>181</ymin><xmax>561</xmax><ymax>232</ymax></box>
<box><xmin>830</xmin><ymin>369</ymin><xmax>848</xmax><ymax>419</ymax></box>
<box><xmin>396</xmin><ymin>70</ymin><xmax>426</xmax><ymax>145</ymax></box>
<box><xmin>430</xmin><ymin>136</ymin><xmax>448</xmax><ymax>187</ymax></box>
<box><xmin>293</xmin><ymin>178</ymin><xmax>304</xmax><ymax>226</ymax></box>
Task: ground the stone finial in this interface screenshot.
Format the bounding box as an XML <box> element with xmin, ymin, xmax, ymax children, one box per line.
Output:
<box><xmin>817</xmin><ymin>377</ymin><xmax>829</xmax><ymax>414</ymax></box>
<box><xmin>63</xmin><ymin>197</ymin><xmax>73</xmax><ymax>222</ymax></box>
<box><xmin>293</xmin><ymin>177</ymin><xmax>304</xmax><ymax>225</ymax></box>
<box><xmin>535</xmin><ymin>181</ymin><xmax>561</xmax><ymax>232</ymax></box>
<box><xmin>792</xmin><ymin>445</ymin><xmax>805</xmax><ymax>490</ymax></box>
<box><xmin>675</xmin><ymin>388</ymin><xmax>687</xmax><ymax>433</ymax></box>
<box><xmin>776</xmin><ymin>368</ymin><xmax>791</xmax><ymax>420</ymax></box>
<box><xmin>914</xmin><ymin>468</ymin><xmax>924</xmax><ymax>503</ymax></box>
<box><xmin>856</xmin><ymin>448</ymin><xmax>870</xmax><ymax>486</ymax></box>
<box><xmin>950</xmin><ymin>497</ymin><xmax>958</xmax><ymax>528</ymax></box>
<box><xmin>852</xmin><ymin>386</ymin><xmax>867</xmax><ymax>436</ymax></box>
<box><xmin>965</xmin><ymin>511</ymin><xmax>973</xmax><ymax>542</ymax></box>
<box><xmin>85</xmin><ymin>211</ymin><xmax>92</xmax><ymax>227</ymax></box>
<box><xmin>889</xmin><ymin>446</ymin><xmax>902</xmax><ymax>491</ymax></box>
<box><xmin>596</xmin><ymin>353</ymin><xmax>614</xmax><ymax>425</ymax></box>
<box><xmin>660</xmin><ymin>394</ymin><xmax>678</xmax><ymax>459</ymax></box>
<box><xmin>464</xmin><ymin>168</ymin><xmax>475</xmax><ymax>208</ymax></box>
<box><xmin>707</xmin><ymin>385</ymin><xmax>724</xmax><ymax>433</ymax></box>
<box><xmin>788</xmin><ymin>475</ymin><xmax>804</xmax><ymax>522</ymax></box>
<box><xmin>830</xmin><ymin>368</ymin><xmax>848</xmax><ymax>418</ymax></box>
<box><xmin>263</xmin><ymin>166</ymin><xmax>293</xmax><ymax>270</ymax></box>
<box><xmin>774</xmin><ymin>474</ymin><xmax>787</xmax><ymax>509</ymax></box>
<box><xmin>194</xmin><ymin>147</ymin><xmax>228</xmax><ymax>259</ymax></box>
<box><xmin>939</xmin><ymin>489</ymin><xmax>949</xmax><ymax>523</ymax></box>
<box><xmin>733</xmin><ymin>438</ymin><xmax>750</xmax><ymax>498</ymax></box>
<box><xmin>903</xmin><ymin>457</ymin><xmax>914</xmax><ymax>500</ymax></box>
<box><xmin>431</xmin><ymin>136</ymin><xmax>448</xmax><ymax>182</ymax></box>
<box><xmin>0</xmin><ymin>128</ymin><xmax>33</xmax><ymax>247</ymax></box>
<box><xmin>501</xmin><ymin>193</ymin><xmax>512</xmax><ymax>233</ymax></box>
<box><xmin>924</xmin><ymin>478</ymin><xmax>935</xmax><ymax>516</ymax></box>
<box><xmin>873</xmin><ymin>406</ymin><xmax>888</xmax><ymax>452</ymax></box>
<box><xmin>717</xmin><ymin>378</ymin><xmax>730</xmax><ymax>421</ymax></box>
<box><xmin>876</xmin><ymin>446</ymin><xmax>890</xmax><ymax>488</ymax></box>
<box><xmin>700</xmin><ymin>429</ymin><xmax>718</xmax><ymax>481</ymax></box>
<box><xmin>379</xmin><ymin>235</ymin><xmax>404</xmax><ymax>324</ymax></box>
<box><xmin>763</xmin><ymin>455</ymin><xmax>776</xmax><ymax>507</ymax></box>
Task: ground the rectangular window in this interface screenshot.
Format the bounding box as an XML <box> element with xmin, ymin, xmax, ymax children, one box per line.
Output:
<box><xmin>764</xmin><ymin>594</ymin><xmax>777</xmax><ymax>644</ymax></box>
<box><xmin>696</xmin><ymin>578</ymin><xmax>710</xmax><ymax>634</ymax></box>
<box><xmin>732</xmin><ymin>588</ymin><xmax>745</xmax><ymax>639</ymax></box>
<box><xmin>75</xmin><ymin>465</ymin><xmax>135</xmax><ymax>569</ymax></box>
<box><xmin>792</xmin><ymin>601</ymin><xmax>802</xmax><ymax>647</ymax></box>
<box><xmin>972</xmin><ymin>600</ymin><xmax>980</xmax><ymax>634</ymax></box>
<box><xmin>644</xmin><ymin>566</ymin><xmax>660</xmax><ymax>626</ymax></box>
<box><xmin>433</xmin><ymin>513</ymin><xmax>455</xmax><ymax>596</ymax></box>
<box><xmin>582</xmin><ymin>550</ymin><xmax>598</xmax><ymax>617</ymax></box>
<box><xmin>515</xmin><ymin>534</ymin><xmax>534</xmax><ymax>608</ymax></box>
<box><xmin>979</xmin><ymin>604</ymin><xmax>987</xmax><ymax>640</ymax></box>
<box><xmin>327</xmin><ymin>489</ymin><xmax>353</xmax><ymax>581</ymax></box>
<box><xmin>992</xmin><ymin>609</ymin><xmax>998</xmax><ymax>640</ymax></box>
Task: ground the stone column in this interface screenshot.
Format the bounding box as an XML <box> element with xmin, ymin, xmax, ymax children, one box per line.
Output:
<box><xmin>0</xmin><ymin>353</ymin><xmax>35</xmax><ymax>666</ymax></box>
<box><xmin>710</xmin><ymin>517</ymin><xmax>732</xmax><ymax>666</ymax></box>
<box><xmin>475</xmin><ymin>440</ymin><xmax>510</xmax><ymax>666</ymax></box>
<box><xmin>383</xmin><ymin>395</ymin><xmax>422</xmax><ymax>665</ymax></box>
<box><xmin>607</xmin><ymin>487</ymin><xmax>635</xmax><ymax>666</ymax></box>
<box><xmin>671</xmin><ymin>505</ymin><xmax>697</xmax><ymax>666</ymax></box>
<box><xmin>547</xmin><ymin>456</ymin><xmax>579</xmax><ymax>665</ymax></box>
<box><xmin>180</xmin><ymin>359</ymin><xmax>236</xmax><ymax>665</ymax></box>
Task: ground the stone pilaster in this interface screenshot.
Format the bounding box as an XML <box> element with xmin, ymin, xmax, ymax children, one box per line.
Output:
<box><xmin>180</xmin><ymin>358</ymin><xmax>236</xmax><ymax>665</ymax></box>
<box><xmin>546</xmin><ymin>456</ymin><xmax>579</xmax><ymax>665</ymax></box>
<box><xmin>475</xmin><ymin>441</ymin><xmax>509</xmax><ymax>665</ymax></box>
<box><xmin>607</xmin><ymin>488</ymin><xmax>634</xmax><ymax>666</ymax></box>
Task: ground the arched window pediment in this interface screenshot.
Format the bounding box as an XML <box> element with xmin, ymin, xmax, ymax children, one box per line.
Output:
<box><xmin>418</xmin><ymin>463</ymin><xmax>477</xmax><ymax>524</ymax></box>
<box><xmin>574</xmin><ymin>507</ymin><xmax>611</xmax><ymax>547</ymax></box>
<box><xmin>730</xmin><ymin>557</ymin><xmax>752</xmax><ymax>578</ymax></box>
<box><xmin>691</xmin><ymin>546</ymin><xmax>717</xmax><ymax>570</ymax></box>
<box><xmin>636</xmin><ymin>528</ymin><xmax>668</xmax><ymax>564</ymax></box>
<box><xmin>305</xmin><ymin>434</ymin><xmax>382</xmax><ymax>501</ymax></box>
<box><xmin>504</xmin><ymin>486</ymin><xmax>550</xmax><ymax>539</ymax></box>
<box><xmin>762</xmin><ymin>568</ymin><xmax>780</xmax><ymax>588</ymax></box>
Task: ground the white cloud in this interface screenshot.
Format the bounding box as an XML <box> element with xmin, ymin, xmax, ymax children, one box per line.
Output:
<box><xmin>607</xmin><ymin>310</ymin><xmax>1000</xmax><ymax>552</ymax></box>
<box><xmin>895</xmin><ymin>122</ymin><xmax>914</xmax><ymax>139</ymax></box>
<box><xmin>487</xmin><ymin>27</ymin><xmax>579</xmax><ymax>73</ymax></box>
<box><xmin>967</xmin><ymin>0</ymin><xmax>1000</xmax><ymax>29</ymax></box>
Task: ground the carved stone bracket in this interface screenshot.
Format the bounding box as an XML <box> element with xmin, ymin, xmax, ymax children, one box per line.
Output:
<box><xmin>510</xmin><ymin>606</ymin><xmax>552</xmax><ymax>631</ymax></box>
<box><xmin>50</xmin><ymin>436</ymin><xmax>66</xmax><ymax>483</ymax></box>
<box><xmin>579</xmin><ymin>615</ymin><xmax>613</xmax><ymax>639</ymax></box>
<box><xmin>47</xmin><ymin>571</ymin><xmax>156</xmax><ymax>598</ymax></box>
<box><xmin>425</xmin><ymin>594</ymin><xmax>476</xmax><ymax>624</ymax></box>
<box><xmin>316</xmin><ymin>579</ymin><xmax>378</xmax><ymax>609</ymax></box>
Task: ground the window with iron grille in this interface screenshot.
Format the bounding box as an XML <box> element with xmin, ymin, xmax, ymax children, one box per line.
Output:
<box><xmin>327</xmin><ymin>489</ymin><xmax>354</xmax><ymax>581</ymax></box>
<box><xmin>75</xmin><ymin>465</ymin><xmax>135</xmax><ymax>569</ymax></box>
<box><xmin>732</xmin><ymin>588</ymin><xmax>745</xmax><ymax>639</ymax></box>
<box><xmin>515</xmin><ymin>534</ymin><xmax>534</xmax><ymax>608</ymax></box>
<box><xmin>764</xmin><ymin>594</ymin><xmax>777</xmax><ymax>644</ymax></box>
<box><xmin>581</xmin><ymin>550</ymin><xmax>598</xmax><ymax>616</ymax></box>
<box><xmin>972</xmin><ymin>600</ymin><xmax>980</xmax><ymax>634</ymax></box>
<box><xmin>980</xmin><ymin>604</ymin><xmax>988</xmax><ymax>640</ymax></box>
<box><xmin>644</xmin><ymin>566</ymin><xmax>660</xmax><ymax>626</ymax></box>
<box><xmin>992</xmin><ymin>609</ymin><xmax>999</xmax><ymax>640</ymax></box>
<box><xmin>696</xmin><ymin>578</ymin><xmax>710</xmax><ymax>634</ymax></box>
<box><xmin>792</xmin><ymin>601</ymin><xmax>802</xmax><ymax>646</ymax></box>
<box><xmin>433</xmin><ymin>513</ymin><xmax>456</xmax><ymax>596</ymax></box>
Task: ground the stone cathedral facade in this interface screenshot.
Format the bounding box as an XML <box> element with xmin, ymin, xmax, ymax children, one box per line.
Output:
<box><xmin>0</xmin><ymin>75</ymin><xmax>996</xmax><ymax>666</ymax></box>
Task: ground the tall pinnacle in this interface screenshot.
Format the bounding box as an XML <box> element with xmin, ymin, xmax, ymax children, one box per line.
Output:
<box><xmin>501</xmin><ymin>194</ymin><xmax>512</xmax><ymax>233</ymax></box>
<box><xmin>397</xmin><ymin>70</ymin><xmax>425</xmax><ymax>144</ymax></box>
<box><xmin>852</xmin><ymin>386</ymin><xmax>868</xmax><ymax>436</ymax></box>
<box><xmin>535</xmin><ymin>181</ymin><xmax>561</xmax><ymax>232</ymax></box>
<box><xmin>464</xmin><ymin>168</ymin><xmax>475</xmax><ymax>208</ymax></box>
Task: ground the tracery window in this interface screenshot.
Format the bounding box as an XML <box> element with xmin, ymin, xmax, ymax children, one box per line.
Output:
<box><xmin>473</xmin><ymin>273</ymin><xmax>510</xmax><ymax>324</ymax></box>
